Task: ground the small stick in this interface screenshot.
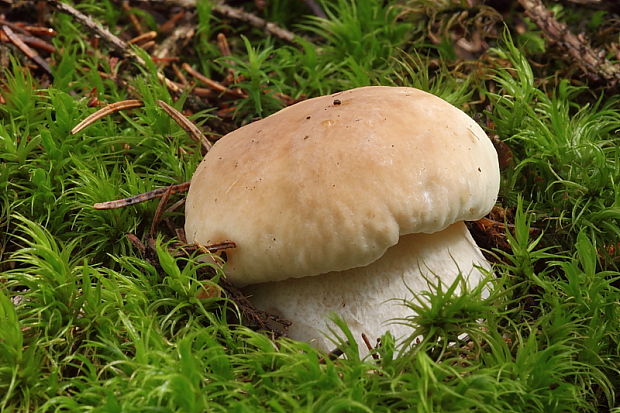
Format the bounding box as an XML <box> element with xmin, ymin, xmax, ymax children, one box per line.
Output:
<box><xmin>319</xmin><ymin>344</ymin><xmax>347</xmax><ymax>363</ymax></box>
<box><xmin>19</xmin><ymin>35</ymin><xmax>56</xmax><ymax>54</ymax></box>
<box><xmin>71</xmin><ymin>99</ymin><xmax>144</xmax><ymax>135</ymax></box>
<box><xmin>217</xmin><ymin>32</ymin><xmax>232</xmax><ymax>58</ymax></box>
<box><xmin>128</xmin><ymin>31</ymin><xmax>157</xmax><ymax>45</ymax></box>
<box><xmin>126</xmin><ymin>233</ymin><xmax>146</xmax><ymax>253</ymax></box>
<box><xmin>182</xmin><ymin>63</ymin><xmax>246</xmax><ymax>98</ymax></box>
<box><xmin>138</xmin><ymin>40</ymin><xmax>156</xmax><ymax>51</ymax></box>
<box><xmin>153</xmin><ymin>22</ymin><xmax>195</xmax><ymax>60</ymax></box>
<box><xmin>1</xmin><ymin>25</ymin><xmax>52</xmax><ymax>75</ymax></box>
<box><xmin>165</xmin><ymin>197</ymin><xmax>186</xmax><ymax>214</ymax></box>
<box><xmin>48</xmin><ymin>1</ymin><xmax>131</xmax><ymax>58</ymax></box>
<box><xmin>150</xmin><ymin>185</ymin><xmax>173</xmax><ymax>236</ymax></box>
<box><xmin>159</xmin><ymin>9</ymin><xmax>186</xmax><ymax>34</ymax></box>
<box><xmin>177</xmin><ymin>241</ymin><xmax>237</xmax><ymax>256</ymax></box>
<box><xmin>156</xmin><ymin>100</ymin><xmax>212</xmax><ymax>151</ymax></box>
<box><xmin>518</xmin><ymin>0</ymin><xmax>620</xmax><ymax>83</ymax></box>
<box><xmin>361</xmin><ymin>333</ymin><xmax>379</xmax><ymax>360</ymax></box>
<box><xmin>126</xmin><ymin>0</ymin><xmax>300</xmax><ymax>44</ymax></box>
<box><xmin>302</xmin><ymin>0</ymin><xmax>327</xmax><ymax>18</ymax></box>
<box><xmin>152</xmin><ymin>57</ymin><xmax>180</xmax><ymax>63</ymax></box>
<box><xmin>213</xmin><ymin>3</ymin><xmax>297</xmax><ymax>44</ymax></box>
<box><xmin>199</xmin><ymin>241</ymin><xmax>237</xmax><ymax>254</ymax></box>
<box><xmin>172</xmin><ymin>63</ymin><xmax>188</xmax><ymax>85</ymax></box>
<box><xmin>122</xmin><ymin>1</ymin><xmax>144</xmax><ymax>34</ymax></box>
<box><xmin>93</xmin><ymin>181</ymin><xmax>191</xmax><ymax>210</ymax></box>
<box><xmin>175</xmin><ymin>228</ymin><xmax>187</xmax><ymax>244</ymax></box>
<box><xmin>23</xmin><ymin>26</ymin><xmax>57</xmax><ymax>37</ymax></box>
<box><xmin>216</xmin><ymin>32</ymin><xmax>235</xmax><ymax>82</ymax></box>
<box><xmin>47</xmin><ymin>0</ymin><xmax>182</xmax><ymax>93</ymax></box>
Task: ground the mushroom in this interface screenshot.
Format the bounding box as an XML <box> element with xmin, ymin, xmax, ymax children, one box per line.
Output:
<box><xmin>185</xmin><ymin>86</ymin><xmax>500</xmax><ymax>353</ymax></box>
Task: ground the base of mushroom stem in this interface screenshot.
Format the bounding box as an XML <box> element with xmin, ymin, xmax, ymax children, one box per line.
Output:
<box><xmin>243</xmin><ymin>221</ymin><xmax>491</xmax><ymax>356</ymax></box>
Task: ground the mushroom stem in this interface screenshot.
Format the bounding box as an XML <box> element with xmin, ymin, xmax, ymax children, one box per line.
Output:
<box><xmin>243</xmin><ymin>222</ymin><xmax>490</xmax><ymax>355</ymax></box>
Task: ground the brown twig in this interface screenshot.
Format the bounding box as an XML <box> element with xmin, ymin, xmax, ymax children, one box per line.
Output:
<box><xmin>152</xmin><ymin>22</ymin><xmax>195</xmax><ymax>60</ymax></box>
<box><xmin>518</xmin><ymin>0</ymin><xmax>620</xmax><ymax>84</ymax></box>
<box><xmin>122</xmin><ymin>1</ymin><xmax>144</xmax><ymax>34</ymax></box>
<box><xmin>47</xmin><ymin>0</ymin><xmax>182</xmax><ymax>93</ymax></box>
<box><xmin>214</xmin><ymin>3</ymin><xmax>297</xmax><ymax>44</ymax></box>
<box><xmin>71</xmin><ymin>99</ymin><xmax>144</xmax><ymax>135</ymax></box>
<box><xmin>319</xmin><ymin>344</ymin><xmax>347</xmax><ymax>363</ymax></box>
<box><xmin>127</xmin><ymin>0</ymin><xmax>299</xmax><ymax>45</ymax></box>
<box><xmin>23</xmin><ymin>25</ymin><xmax>56</xmax><ymax>37</ymax></box>
<box><xmin>48</xmin><ymin>1</ymin><xmax>132</xmax><ymax>58</ymax></box>
<box><xmin>302</xmin><ymin>0</ymin><xmax>327</xmax><ymax>18</ymax></box>
<box><xmin>199</xmin><ymin>241</ymin><xmax>237</xmax><ymax>254</ymax></box>
<box><xmin>126</xmin><ymin>233</ymin><xmax>146</xmax><ymax>253</ymax></box>
<box><xmin>150</xmin><ymin>185</ymin><xmax>173</xmax><ymax>236</ymax></box>
<box><xmin>156</xmin><ymin>99</ymin><xmax>212</xmax><ymax>151</ymax></box>
<box><xmin>19</xmin><ymin>34</ymin><xmax>56</xmax><ymax>54</ymax></box>
<box><xmin>217</xmin><ymin>32</ymin><xmax>235</xmax><ymax>82</ymax></box>
<box><xmin>93</xmin><ymin>181</ymin><xmax>191</xmax><ymax>210</ymax></box>
<box><xmin>127</xmin><ymin>30</ymin><xmax>157</xmax><ymax>45</ymax></box>
<box><xmin>1</xmin><ymin>25</ymin><xmax>51</xmax><ymax>75</ymax></box>
<box><xmin>361</xmin><ymin>333</ymin><xmax>379</xmax><ymax>360</ymax></box>
<box><xmin>172</xmin><ymin>63</ymin><xmax>188</xmax><ymax>85</ymax></box>
<box><xmin>159</xmin><ymin>9</ymin><xmax>187</xmax><ymax>34</ymax></box>
<box><xmin>174</xmin><ymin>241</ymin><xmax>237</xmax><ymax>257</ymax></box>
<box><xmin>182</xmin><ymin>62</ymin><xmax>246</xmax><ymax>98</ymax></box>
<box><xmin>217</xmin><ymin>277</ymin><xmax>291</xmax><ymax>338</ymax></box>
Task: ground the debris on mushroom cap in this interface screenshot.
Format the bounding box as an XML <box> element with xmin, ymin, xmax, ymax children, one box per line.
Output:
<box><xmin>184</xmin><ymin>86</ymin><xmax>500</xmax><ymax>287</ymax></box>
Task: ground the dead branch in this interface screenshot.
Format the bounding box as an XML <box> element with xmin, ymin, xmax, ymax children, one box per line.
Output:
<box><xmin>93</xmin><ymin>181</ymin><xmax>191</xmax><ymax>210</ymax></box>
<box><xmin>518</xmin><ymin>0</ymin><xmax>620</xmax><ymax>84</ymax></box>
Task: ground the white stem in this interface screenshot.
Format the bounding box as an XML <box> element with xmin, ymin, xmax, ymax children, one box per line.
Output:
<box><xmin>243</xmin><ymin>221</ymin><xmax>490</xmax><ymax>355</ymax></box>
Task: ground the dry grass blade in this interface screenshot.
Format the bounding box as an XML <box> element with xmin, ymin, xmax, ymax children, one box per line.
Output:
<box><xmin>71</xmin><ymin>99</ymin><xmax>144</xmax><ymax>135</ymax></box>
<box><xmin>156</xmin><ymin>100</ymin><xmax>212</xmax><ymax>151</ymax></box>
<box><xmin>93</xmin><ymin>181</ymin><xmax>191</xmax><ymax>210</ymax></box>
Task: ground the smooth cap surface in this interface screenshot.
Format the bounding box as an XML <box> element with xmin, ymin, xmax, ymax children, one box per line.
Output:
<box><xmin>185</xmin><ymin>86</ymin><xmax>500</xmax><ymax>286</ymax></box>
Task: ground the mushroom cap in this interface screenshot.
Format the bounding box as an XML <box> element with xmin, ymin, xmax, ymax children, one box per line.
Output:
<box><xmin>185</xmin><ymin>86</ymin><xmax>500</xmax><ymax>286</ymax></box>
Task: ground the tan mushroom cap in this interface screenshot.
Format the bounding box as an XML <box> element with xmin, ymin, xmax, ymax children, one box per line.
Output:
<box><xmin>185</xmin><ymin>86</ymin><xmax>500</xmax><ymax>287</ymax></box>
